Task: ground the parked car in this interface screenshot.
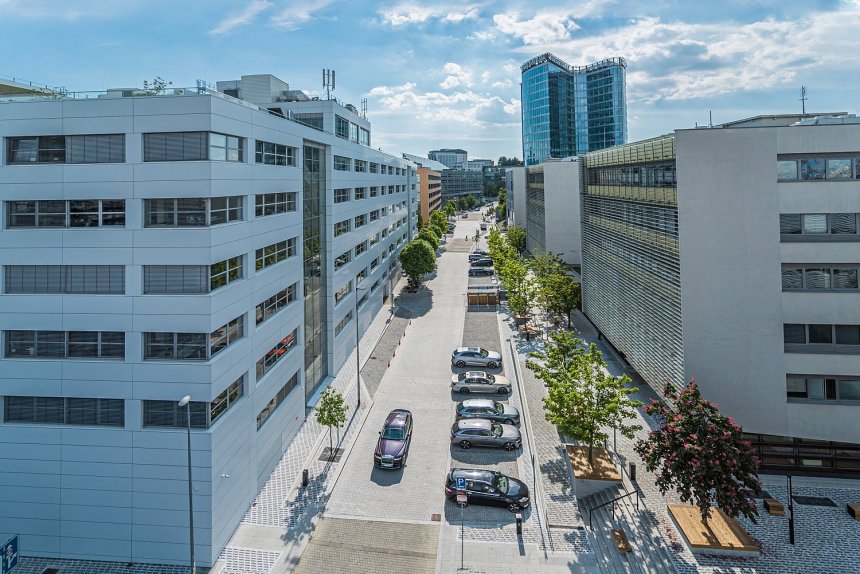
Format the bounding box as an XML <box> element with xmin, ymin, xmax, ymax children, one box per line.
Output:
<box><xmin>469</xmin><ymin>258</ymin><xmax>493</xmax><ymax>268</ymax></box>
<box><xmin>450</xmin><ymin>419</ymin><xmax>521</xmax><ymax>450</ymax></box>
<box><xmin>445</xmin><ymin>468</ymin><xmax>530</xmax><ymax>512</ymax></box>
<box><xmin>451</xmin><ymin>371</ymin><xmax>511</xmax><ymax>395</ymax></box>
<box><xmin>373</xmin><ymin>409</ymin><xmax>413</xmax><ymax>469</ymax></box>
<box><xmin>468</xmin><ymin>267</ymin><xmax>494</xmax><ymax>277</ymax></box>
<box><xmin>456</xmin><ymin>399</ymin><xmax>520</xmax><ymax>425</ymax></box>
<box><xmin>461</xmin><ymin>213</ymin><xmax>468</xmax><ymax>218</ymax></box>
<box><xmin>468</xmin><ymin>251</ymin><xmax>489</xmax><ymax>262</ymax></box>
<box><xmin>451</xmin><ymin>347</ymin><xmax>501</xmax><ymax>368</ymax></box>
<box><xmin>480</xmin><ymin>223</ymin><xmax>488</xmax><ymax>231</ymax></box>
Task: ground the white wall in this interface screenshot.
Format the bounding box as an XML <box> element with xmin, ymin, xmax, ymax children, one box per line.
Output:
<box><xmin>542</xmin><ymin>159</ymin><xmax>582</xmax><ymax>266</ymax></box>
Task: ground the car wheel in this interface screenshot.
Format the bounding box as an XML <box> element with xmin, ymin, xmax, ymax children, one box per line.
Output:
<box><xmin>486</xmin><ymin>361</ymin><xmax>498</xmax><ymax>368</ymax></box>
<box><xmin>459</xmin><ymin>387</ymin><xmax>470</xmax><ymax>394</ymax></box>
<box><xmin>504</xmin><ymin>418</ymin><xmax>514</xmax><ymax>425</ymax></box>
<box><xmin>508</xmin><ymin>502</ymin><xmax>521</xmax><ymax>513</ymax></box>
<box><xmin>497</xmin><ymin>387</ymin><xmax>508</xmax><ymax>395</ymax></box>
<box><xmin>504</xmin><ymin>442</ymin><xmax>516</xmax><ymax>451</ymax></box>
<box><xmin>456</xmin><ymin>360</ymin><xmax>466</xmax><ymax>368</ymax></box>
<box><xmin>459</xmin><ymin>440</ymin><xmax>472</xmax><ymax>449</ymax></box>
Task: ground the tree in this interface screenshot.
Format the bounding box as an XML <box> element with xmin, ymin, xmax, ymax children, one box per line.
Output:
<box><xmin>498</xmin><ymin>156</ymin><xmax>524</xmax><ymax>167</ymax></box>
<box><xmin>539</xmin><ymin>273</ymin><xmax>581</xmax><ymax>327</ymax></box>
<box><xmin>529</xmin><ymin>333</ymin><xmax>641</xmax><ymax>464</ymax></box>
<box><xmin>429</xmin><ymin>210</ymin><xmax>448</xmax><ymax>231</ymax></box>
<box><xmin>506</xmin><ymin>225</ymin><xmax>526</xmax><ymax>253</ymax></box>
<box><xmin>444</xmin><ymin>202</ymin><xmax>457</xmax><ymax>217</ymax></box>
<box><xmin>430</xmin><ymin>221</ymin><xmax>447</xmax><ymax>239</ymax></box>
<box><xmin>457</xmin><ymin>196</ymin><xmax>468</xmax><ymax>211</ymax></box>
<box><xmin>417</xmin><ymin>211</ymin><xmax>424</xmax><ymax>229</ymax></box>
<box><xmin>417</xmin><ymin>227</ymin><xmax>439</xmax><ymax>251</ymax></box>
<box><xmin>498</xmin><ymin>256</ymin><xmax>535</xmax><ymax>320</ymax></box>
<box><xmin>142</xmin><ymin>76</ymin><xmax>172</xmax><ymax>95</ymax></box>
<box><xmin>315</xmin><ymin>388</ymin><xmax>349</xmax><ymax>458</ymax></box>
<box><xmin>399</xmin><ymin>240</ymin><xmax>436</xmax><ymax>286</ymax></box>
<box><xmin>634</xmin><ymin>381</ymin><xmax>761</xmax><ymax>524</ymax></box>
<box><xmin>465</xmin><ymin>195</ymin><xmax>477</xmax><ymax>209</ymax></box>
<box><xmin>529</xmin><ymin>250</ymin><xmax>571</xmax><ymax>278</ymax></box>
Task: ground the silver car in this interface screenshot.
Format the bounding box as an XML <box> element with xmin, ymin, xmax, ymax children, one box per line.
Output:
<box><xmin>451</xmin><ymin>371</ymin><xmax>511</xmax><ymax>395</ymax></box>
<box><xmin>450</xmin><ymin>419</ymin><xmax>521</xmax><ymax>451</ymax></box>
<box><xmin>451</xmin><ymin>347</ymin><xmax>502</xmax><ymax>368</ymax></box>
<box><xmin>456</xmin><ymin>399</ymin><xmax>520</xmax><ymax>425</ymax></box>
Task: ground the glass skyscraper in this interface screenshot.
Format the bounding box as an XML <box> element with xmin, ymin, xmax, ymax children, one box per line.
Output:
<box><xmin>521</xmin><ymin>53</ymin><xmax>627</xmax><ymax>166</ymax></box>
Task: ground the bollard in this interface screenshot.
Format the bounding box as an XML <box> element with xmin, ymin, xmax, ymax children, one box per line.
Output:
<box><xmin>629</xmin><ymin>462</ymin><xmax>636</xmax><ymax>482</ymax></box>
<box><xmin>515</xmin><ymin>513</ymin><xmax>523</xmax><ymax>536</ymax></box>
<box><xmin>302</xmin><ymin>469</ymin><xmax>309</xmax><ymax>487</ymax></box>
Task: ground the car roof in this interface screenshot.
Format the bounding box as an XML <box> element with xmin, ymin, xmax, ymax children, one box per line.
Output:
<box><xmin>455</xmin><ymin>346</ymin><xmax>483</xmax><ymax>353</ymax></box>
<box><xmin>384</xmin><ymin>409</ymin><xmax>410</xmax><ymax>428</ymax></box>
<box><xmin>461</xmin><ymin>399</ymin><xmax>495</xmax><ymax>408</ymax></box>
<box><xmin>451</xmin><ymin>468</ymin><xmax>495</xmax><ymax>481</ymax></box>
<box><xmin>463</xmin><ymin>371</ymin><xmax>487</xmax><ymax>377</ymax></box>
<box><xmin>456</xmin><ymin>419</ymin><xmax>493</xmax><ymax>430</ymax></box>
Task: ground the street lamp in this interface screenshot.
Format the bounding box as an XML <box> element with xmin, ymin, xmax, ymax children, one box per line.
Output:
<box><xmin>177</xmin><ymin>395</ymin><xmax>195</xmax><ymax>574</ymax></box>
<box><xmin>355</xmin><ymin>286</ymin><xmax>366</xmax><ymax>408</ymax></box>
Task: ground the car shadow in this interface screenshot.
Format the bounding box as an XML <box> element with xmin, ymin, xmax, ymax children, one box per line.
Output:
<box><xmin>370</xmin><ymin>464</ymin><xmax>406</xmax><ymax>486</ymax></box>
<box><xmin>449</xmin><ymin>390</ymin><xmax>510</xmax><ymax>402</ymax></box>
<box><xmin>441</xmin><ymin>495</ymin><xmax>532</xmax><ymax>524</ymax></box>
<box><xmin>448</xmin><ymin>443</ymin><xmax>522</xmax><ymax>464</ymax></box>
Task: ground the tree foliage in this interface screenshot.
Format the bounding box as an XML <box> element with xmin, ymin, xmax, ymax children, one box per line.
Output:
<box><xmin>417</xmin><ymin>211</ymin><xmax>424</xmax><ymax>230</ymax></box>
<box><xmin>142</xmin><ymin>76</ymin><xmax>172</xmax><ymax>95</ymax></box>
<box><xmin>530</xmin><ymin>251</ymin><xmax>580</xmax><ymax>326</ymax></box>
<box><xmin>417</xmin><ymin>227</ymin><xmax>439</xmax><ymax>251</ymax></box>
<box><xmin>465</xmin><ymin>194</ymin><xmax>477</xmax><ymax>209</ymax></box>
<box><xmin>457</xmin><ymin>196</ymin><xmax>468</xmax><ymax>211</ymax></box>
<box><xmin>529</xmin><ymin>332</ymin><xmax>641</xmax><ymax>463</ymax></box>
<box><xmin>429</xmin><ymin>210</ymin><xmax>448</xmax><ymax>231</ymax></box>
<box><xmin>399</xmin><ymin>240</ymin><xmax>436</xmax><ymax>286</ymax></box>
<box><xmin>497</xmin><ymin>156</ymin><xmax>524</xmax><ymax>167</ymax></box>
<box><xmin>506</xmin><ymin>225</ymin><xmax>526</xmax><ymax>253</ymax></box>
<box><xmin>498</xmin><ymin>256</ymin><xmax>535</xmax><ymax>319</ymax></box>
<box><xmin>634</xmin><ymin>381</ymin><xmax>761</xmax><ymax>524</ymax></box>
<box><xmin>444</xmin><ymin>202</ymin><xmax>457</xmax><ymax>217</ymax></box>
<box><xmin>315</xmin><ymin>387</ymin><xmax>349</xmax><ymax>455</ymax></box>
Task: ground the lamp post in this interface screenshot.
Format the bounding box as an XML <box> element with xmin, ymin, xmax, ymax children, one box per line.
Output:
<box><xmin>355</xmin><ymin>286</ymin><xmax>366</xmax><ymax>408</ymax></box>
<box><xmin>177</xmin><ymin>395</ymin><xmax>195</xmax><ymax>574</ymax></box>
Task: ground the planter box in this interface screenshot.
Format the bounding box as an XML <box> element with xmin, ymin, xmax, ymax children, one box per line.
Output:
<box><xmin>667</xmin><ymin>504</ymin><xmax>759</xmax><ymax>557</ymax></box>
<box><xmin>566</xmin><ymin>445</ymin><xmax>622</xmax><ymax>499</ymax></box>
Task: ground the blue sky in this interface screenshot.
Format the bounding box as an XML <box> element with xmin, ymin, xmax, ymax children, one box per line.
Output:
<box><xmin>2</xmin><ymin>0</ymin><xmax>859</xmax><ymax>161</ymax></box>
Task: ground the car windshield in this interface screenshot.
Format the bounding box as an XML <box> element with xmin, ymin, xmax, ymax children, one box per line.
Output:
<box><xmin>492</xmin><ymin>423</ymin><xmax>502</xmax><ymax>437</ymax></box>
<box><xmin>495</xmin><ymin>402</ymin><xmax>504</xmax><ymax>414</ymax></box>
<box><xmin>382</xmin><ymin>428</ymin><xmax>404</xmax><ymax>440</ymax></box>
<box><xmin>479</xmin><ymin>349</ymin><xmax>488</xmax><ymax>357</ymax></box>
<box><xmin>494</xmin><ymin>475</ymin><xmax>508</xmax><ymax>492</ymax></box>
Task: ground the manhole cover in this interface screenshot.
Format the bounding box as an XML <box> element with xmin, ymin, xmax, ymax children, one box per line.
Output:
<box><xmin>792</xmin><ymin>495</ymin><xmax>836</xmax><ymax>507</ymax></box>
<box><xmin>319</xmin><ymin>447</ymin><xmax>344</xmax><ymax>463</ymax></box>
<box><xmin>431</xmin><ymin>513</ymin><xmax>441</xmax><ymax>522</ymax></box>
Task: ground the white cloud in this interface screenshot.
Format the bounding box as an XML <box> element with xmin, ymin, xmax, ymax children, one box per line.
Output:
<box><xmin>210</xmin><ymin>0</ymin><xmax>271</xmax><ymax>36</ymax></box>
<box><xmin>271</xmin><ymin>0</ymin><xmax>335</xmax><ymax>30</ymax></box>
<box><xmin>378</xmin><ymin>2</ymin><xmax>481</xmax><ymax>27</ymax></box>
<box><xmin>439</xmin><ymin>62</ymin><xmax>473</xmax><ymax>89</ymax></box>
<box><xmin>493</xmin><ymin>10</ymin><xmax>580</xmax><ymax>45</ymax></box>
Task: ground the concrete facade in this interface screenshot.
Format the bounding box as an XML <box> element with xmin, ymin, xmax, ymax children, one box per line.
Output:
<box><xmin>416</xmin><ymin>166</ymin><xmax>441</xmax><ymax>224</ymax></box>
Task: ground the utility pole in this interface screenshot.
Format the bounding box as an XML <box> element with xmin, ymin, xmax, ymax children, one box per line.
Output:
<box><xmin>800</xmin><ymin>86</ymin><xmax>807</xmax><ymax>115</ymax></box>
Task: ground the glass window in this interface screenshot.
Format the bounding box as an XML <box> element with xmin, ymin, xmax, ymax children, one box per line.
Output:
<box><xmin>783</xmin><ymin>324</ymin><xmax>806</xmax><ymax>344</ymax></box>
<box><xmin>804</xmin><ymin>268</ymin><xmax>831</xmax><ymax>289</ymax></box>
<box><xmin>255</xmin><ymin>239</ymin><xmax>296</xmax><ymax>271</ymax></box>
<box><xmin>255</xmin><ymin>330</ymin><xmax>298</xmax><ymax>380</ymax></box>
<box><xmin>349</xmin><ymin>123</ymin><xmax>359</xmax><ymax>143</ymax></box>
<box><xmin>209</xmin><ymin>315</ymin><xmax>244</xmax><ymax>357</ymax></box>
<box><xmin>209</xmin><ymin>133</ymin><xmax>243</xmax><ymax>162</ymax></box>
<box><xmin>143</xmin><ymin>399</ymin><xmax>208</xmax><ymax>428</ymax></box>
<box><xmin>835</xmin><ymin>325</ymin><xmax>860</xmax><ymax>345</ymax></box>
<box><xmin>800</xmin><ymin>159</ymin><xmax>826</xmax><ymax>180</ymax></box>
<box><xmin>4</xmin><ymin>330</ymin><xmax>124</xmax><ymax>359</ymax></box>
<box><xmin>334</xmin><ymin>188</ymin><xmax>351</xmax><ymax>204</ymax></box>
<box><xmin>210</xmin><ymin>256</ymin><xmax>243</xmax><ymax>291</ymax></box>
<box><xmin>832</xmin><ymin>268</ymin><xmax>858</xmax><ymax>289</ymax></box>
<box><xmin>827</xmin><ymin>159</ymin><xmax>852</xmax><ymax>180</ymax></box>
<box><xmin>360</xmin><ymin>128</ymin><xmax>370</xmax><ymax>147</ymax></box>
<box><xmin>6</xmin><ymin>199</ymin><xmax>125</xmax><ymax>228</ymax></box>
<box><xmin>255</xmin><ymin>192</ymin><xmax>296</xmax><ymax>216</ymax></box>
<box><xmin>209</xmin><ymin>375</ymin><xmax>245</xmax><ymax>424</ymax></box>
<box><xmin>334</xmin><ymin>251</ymin><xmax>351</xmax><ymax>270</ymax></box>
<box><xmin>335</xmin><ymin>311</ymin><xmax>352</xmax><ymax>336</ymax></box>
<box><xmin>255</xmin><ymin>283</ymin><xmax>298</xmax><ymax>325</ymax></box>
<box><xmin>6</xmin><ymin>135</ymin><xmax>124</xmax><ymax>164</ymax></box>
<box><xmin>777</xmin><ymin>160</ymin><xmax>798</xmax><ymax>180</ymax></box>
<box><xmin>255</xmin><ymin>141</ymin><xmax>295</xmax><ymax>166</ymax></box>
<box><xmin>334</xmin><ymin>155</ymin><xmax>351</xmax><ymax>171</ymax></box>
<box><xmin>144</xmin><ymin>332</ymin><xmax>207</xmax><ymax>360</ymax></box>
<box><xmin>830</xmin><ymin>213</ymin><xmax>857</xmax><ymax>234</ymax></box>
<box><xmin>355</xmin><ymin>241</ymin><xmax>367</xmax><ymax>256</ymax></box>
<box><xmin>355</xmin><ymin>214</ymin><xmax>366</xmax><ymax>228</ymax></box>
<box><xmin>802</xmin><ymin>214</ymin><xmax>828</xmax><ymax>234</ymax></box>
<box><xmin>4</xmin><ymin>396</ymin><xmax>124</xmax><ymax>427</ymax></box>
<box><xmin>144</xmin><ymin>265</ymin><xmax>208</xmax><ymax>294</ymax></box>
<box><xmin>334</xmin><ymin>220</ymin><xmax>350</xmax><ymax>237</ymax></box>
<box><xmin>786</xmin><ymin>376</ymin><xmax>807</xmax><ymax>398</ymax></box>
<box><xmin>335</xmin><ymin>281</ymin><xmax>352</xmax><ymax>305</ymax></box>
<box><xmin>256</xmin><ymin>372</ymin><xmax>299</xmax><ymax>429</ymax></box>
<box><xmin>369</xmin><ymin>162</ymin><xmax>378</xmax><ymax>174</ymax></box>
<box><xmin>209</xmin><ymin>196</ymin><xmax>243</xmax><ymax>225</ymax></box>
<box><xmin>808</xmin><ymin>324</ymin><xmax>832</xmax><ymax>344</ymax></box>
<box><xmin>355</xmin><ymin>187</ymin><xmax>367</xmax><ymax>200</ymax></box>
<box><xmin>839</xmin><ymin>380</ymin><xmax>860</xmax><ymax>401</ymax></box>
<box><xmin>335</xmin><ymin>116</ymin><xmax>350</xmax><ymax>139</ymax></box>
<box><xmin>143</xmin><ymin>132</ymin><xmax>207</xmax><ymax>162</ymax></box>
<box><xmin>781</xmin><ymin>268</ymin><xmax>803</xmax><ymax>290</ymax></box>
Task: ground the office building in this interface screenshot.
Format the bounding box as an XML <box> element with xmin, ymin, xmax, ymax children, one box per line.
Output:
<box><xmin>520</xmin><ymin>53</ymin><xmax>627</xmax><ymax>166</ymax></box>
<box><xmin>466</xmin><ymin>159</ymin><xmax>493</xmax><ymax>172</ymax></box>
<box><xmin>581</xmin><ymin>113</ymin><xmax>860</xmax><ymax>475</ymax></box>
<box><xmin>428</xmin><ymin>148</ymin><xmax>467</xmax><ymax>169</ymax></box>
<box><xmin>402</xmin><ymin>153</ymin><xmax>446</xmax><ymax>223</ymax></box>
<box><xmin>440</xmin><ymin>169</ymin><xmax>482</xmax><ymax>204</ymax></box>
<box><xmin>0</xmin><ymin>75</ymin><xmax>416</xmax><ymax>567</ymax></box>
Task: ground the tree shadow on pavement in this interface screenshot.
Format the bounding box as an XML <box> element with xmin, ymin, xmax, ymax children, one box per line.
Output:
<box><xmin>393</xmin><ymin>285</ymin><xmax>432</xmax><ymax>319</ymax></box>
<box><xmin>280</xmin><ymin>464</ymin><xmax>333</xmax><ymax>551</ymax></box>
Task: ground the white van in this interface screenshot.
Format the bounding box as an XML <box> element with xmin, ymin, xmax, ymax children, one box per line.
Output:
<box><xmin>480</xmin><ymin>223</ymin><xmax>487</xmax><ymax>231</ymax></box>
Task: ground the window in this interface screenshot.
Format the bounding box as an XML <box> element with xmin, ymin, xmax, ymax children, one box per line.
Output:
<box><xmin>355</xmin><ymin>160</ymin><xmax>367</xmax><ymax>172</ymax></box>
<box><xmin>335</xmin><ymin>311</ymin><xmax>352</xmax><ymax>336</ymax></box>
<box><xmin>787</xmin><ymin>375</ymin><xmax>860</xmax><ymax>402</ymax></box>
<box><xmin>334</xmin><ymin>155</ymin><xmax>351</xmax><ymax>171</ymax></box>
<box><xmin>369</xmin><ymin>186</ymin><xmax>378</xmax><ymax>197</ymax></box>
<box><xmin>356</xmin><ymin>267</ymin><xmax>368</xmax><ymax>285</ymax></box>
<box><xmin>782</xmin><ymin>265</ymin><xmax>860</xmax><ymax>291</ymax></box>
<box><xmin>349</xmin><ymin>123</ymin><xmax>359</xmax><ymax>143</ymax></box>
<box><xmin>785</xmin><ymin>323</ymin><xmax>860</xmax><ymax>351</ymax></box>
<box><xmin>388</xmin><ymin>166</ymin><xmax>394</xmax><ymax>175</ymax></box>
<box><xmin>334</xmin><ymin>250</ymin><xmax>351</xmax><ymax>270</ymax></box>
<box><xmin>209</xmin><ymin>196</ymin><xmax>243</xmax><ymax>225</ymax></box>
<box><xmin>143</xmin><ymin>132</ymin><xmax>207</xmax><ymax>161</ymax></box>
<box><xmin>5</xmin><ymin>266</ymin><xmax>124</xmax><ymax>294</ymax></box>
<box><xmin>779</xmin><ymin>157</ymin><xmax>860</xmax><ymax>181</ymax></box>
<box><xmin>354</xmin><ymin>214</ymin><xmax>367</xmax><ymax>228</ymax></box>
<box><xmin>358</xmin><ymin>291</ymin><xmax>368</xmax><ymax>307</ymax></box>
<box><xmin>355</xmin><ymin>241</ymin><xmax>367</xmax><ymax>256</ymax></box>
<box><xmin>256</xmin><ymin>330</ymin><xmax>298</xmax><ymax>380</ymax></box>
<box><xmin>255</xmin><ymin>141</ymin><xmax>296</xmax><ymax>166</ymax></box>
<box><xmin>294</xmin><ymin>113</ymin><xmax>323</xmax><ymax>130</ymax></box>
<box><xmin>209</xmin><ymin>315</ymin><xmax>244</xmax><ymax>357</ymax></box>
<box><xmin>370</xmin><ymin>233</ymin><xmax>379</xmax><ymax>246</ymax></box>
<box><xmin>4</xmin><ymin>396</ymin><xmax>124</xmax><ymax>427</ymax></box>
<box><xmin>780</xmin><ymin>213</ymin><xmax>860</xmax><ymax>239</ymax></box>
<box><xmin>208</xmin><ymin>133</ymin><xmax>243</xmax><ymax>162</ymax></box>
<box><xmin>6</xmin><ymin>134</ymin><xmax>124</xmax><ymax>164</ymax></box>
<box><xmin>143</xmin><ymin>399</ymin><xmax>207</xmax><ymax>429</ymax></box>
<box><xmin>355</xmin><ymin>187</ymin><xmax>367</xmax><ymax>200</ymax></box>
<box><xmin>144</xmin><ymin>266</ymin><xmax>208</xmax><ymax>294</ymax></box>
<box><xmin>5</xmin><ymin>330</ymin><xmax>125</xmax><ymax>359</ymax></box>
<box><xmin>360</xmin><ymin>128</ymin><xmax>370</xmax><ymax>147</ymax></box>
<box><xmin>210</xmin><ymin>256</ymin><xmax>243</xmax><ymax>291</ymax></box>
<box><xmin>256</xmin><ymin>372</ymin><xmax>299</xmax><ymax>429</ymax></box>
<box><xmin>369</xmin><ymin>162</ymin><xmax>378</xmax><ymax>174</ymax></box>
<box><xmin>6</xmin><ymin>199</ymin><xmax>125</xmax><ymax>228</ymax></box>
<box><xmin>370</xmin><ymin>210</ymin><xmax>379</xmax><ymax>222</ymax></box>
<box><xmin>334</xmin><ymin>188</ymin><xmax>351</xmax><ymax>204</ymax></box>
<box><xmin>335</xmin><ymin>115</ymin><xmax>350</xmax><ymax>139</ymax></box>
<box><xmin>335</xmin><ymin>281</ymin><xmax>352</xmax><ymax>305</ymax></box>
<box><xmin>255</xmin><ymin>192</ymin><xmax>297</xmax><ymax>216</ymax></box>
<box><xmin>144</xmin><ymin>332</ymin><xmax>207</xmax><ymax>360</ymax></box>
<box><xmin>256</xmin><ymin>239</ymin><xmax>296</xmax><ymax>271</ymax></box>
<box><xmin>209</xmin><ymin>375</ymin><xmax>245</xmax><ymax>424</ymax></box>
<box><xmin>255</xmin><ymin>283</ymin><xmax>298</xmax><ymax>325</ymax></box>
<box><xmin>334</xmin><ymin>220</ymin><xmax>351</xmax><ymax>237</ymax></box>
<box><xmin>371</xmin><ymin>279</ymin><xmax>380</xmax><ymax>291</ymax></box>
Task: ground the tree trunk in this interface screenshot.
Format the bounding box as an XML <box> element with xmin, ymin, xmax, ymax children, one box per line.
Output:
<box><xmin>328</xmin><ymin>428</ymin><xmax>333</xmax><ymax>459</ymax></box>
<box><xmin>567</xmin><ymin>310</ymin><xmax>572</xmax><ymax>328</ymax></box>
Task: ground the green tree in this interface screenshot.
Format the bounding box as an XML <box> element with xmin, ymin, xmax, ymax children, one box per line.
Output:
<box><xmin>539</xmin><ymin>273</ymin><xmax>581</xmax><ymax>327</ymax></box>
<box><xmin>417</xmin><ymin>211</ymin><xmax>424</xmax><ymax>229</ymax></box>
<box><xmin>417</xmin><ymin>227</ymin><xmax>439</xmax><ymax>251</ymax></box>
<box><xmin>457</xmin><ymin>196</ymin><xmax>468</xmax><ymax>211</ymax></box>
<box><xmin>429</xmin><ymin>210</ymin><xmax>448</xmax><ymax>231</ymax></box>
<box><xmin>529</xmin><ymin>333</ymin><xmax>641</xmax><ymax>464</ymax></box>
<box><xmin>444</xmin><ymin>202</ymin><xmax>457</xmax><ymax>217</ymax></box>
<box><xmin>635</xmin><ymin>381</ymin><xmax>761</xmax><ymax>524</ymax></box>
<box><xmin>465</xmin><ymin>195</ymin><xmax>477</xmax><ymax>209</ymax></box>
<box><xmin>498</xmin><ymin>256</ymin><xmax>535</xmax><ymax>320</ymax></box>
<box><xmin>399</xmin><ymin>239</ymin><xmax>436</xmax><ymax>286</ymax></box>
<box><xmin>506</xmin><ymin>225</ymin><xmax>526</xmax><ymax>253</ymax></box>
<box><xmin>529</xmin><ymin>250</ymin><xmax>571</xmax><ymax>278</ymax></box>
<box><xmin>315</xmin><ymin>387</ymin><xmax>349</xmax><ymax>458</ymax></box>
<box><xmin>142</xmin><ymin>76</ymin><xmax>172</xmax><ymax>95</ymax></box>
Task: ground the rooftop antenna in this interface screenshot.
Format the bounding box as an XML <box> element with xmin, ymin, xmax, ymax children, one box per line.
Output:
<box><xmin>800</xmin><ymin>86</ymin><xmax>807</xmax><ymax>114</ymax></box>
<box><xmin>322</xmin><ymin>69</ymin><xmax>336</xmax><ymax>100</ymax></box>
<box><xmin>709</xmin><ymin>110</ymin><xmax>713</xmax><ymax>128</ymax></box>
<box><xmin>361</xmin><ymin>97</ymin><xmax>367</xmax><ymax>119</ymax></box>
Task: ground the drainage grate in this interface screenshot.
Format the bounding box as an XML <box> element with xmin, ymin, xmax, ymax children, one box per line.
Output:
<box><xmin>792</xmin><ymin>495</ymin><xmax>837</xmax><ymax>507</ymax></box>
<box><xmin>318</xmin><ymin>447</ymin><xmax>344</xmax><ymax>463</ymax></box>
<box><xmin>431</xmin><ymin>513</ymin><xmax>441</xmax><ymax>522</ymax></box>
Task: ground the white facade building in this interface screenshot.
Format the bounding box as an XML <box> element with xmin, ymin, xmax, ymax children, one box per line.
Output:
<box><xmin>0</xmin><ymin>78</ymin><xmax>416</xmax><ymax>566</ymax></box>
<box><xmin>428</xmin><ymin>148</ymin><xmax>467</xmax><ymax>169</ymax></box>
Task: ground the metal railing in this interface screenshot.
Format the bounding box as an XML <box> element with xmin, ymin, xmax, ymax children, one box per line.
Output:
<box><xmin>587</xmin><ymin>489</ymin><xmax>640</xmax><ymax>530</ymax></box>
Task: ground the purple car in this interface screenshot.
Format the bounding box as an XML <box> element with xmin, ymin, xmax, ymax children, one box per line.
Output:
<box><xmin>374</xmin><ymin>409</ymin><xmax>413</xmax><ymax>469</ymax></box>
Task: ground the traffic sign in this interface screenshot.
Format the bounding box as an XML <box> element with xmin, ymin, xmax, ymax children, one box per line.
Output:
<box><xmin>456</xmin><ymin>477</ymin><xmax>466</xmax><ymax>490</ymax></box>
<box><xmin>1</xmin><ymin>535</ymin><xmax>18</xmax><ymax>574</ymax></box>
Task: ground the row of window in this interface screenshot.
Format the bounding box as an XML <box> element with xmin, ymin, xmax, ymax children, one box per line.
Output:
<box><xmin>786</xmin><ymin>375</ymin><xmax>860</xmax><ymax>402</ymax></box>
<box><xmin>782</xmin><ymin>266</ymin><xmax>859</xmax><ymax>290</ymax></box>
<box><xmin>784</xmin><ymin>323</ymin><xmax>860</xmax><ymax>347</ymax></box>
<box><xmin>586</xmin><ymin>161</ymin><xmax>677</xmax><ymax>188</ymax></box>
<box><xmin>255</xmin><ymin>239</ymin><xmax>297</xmax><ymax>271</ymax></box>
<box><xmin>256</xmin><ymin>330</ymin><xmax>298</xmax><ymax>380</ymax></box>
<box><xmin>6</xmin><ymin>199</ymin><xmax>125</xmax><ymax>228</ymax></box>
<box><xmin>334</xmin><ymin>115</ymin><xmax>371</xmax><ymax>147</ymax></box>
<box><xmin>334</xmin><ymin>311</ymin><xmax>353</xmax><ymax>336</ymax></box>
<box><xmin>5</xmin><ymin>265</ymin><xmax>125</xmax><ymax>295</ymax></box>
<box><xmin>780</xmin><ymin>213</ymin><xmax>860</xmax><ymax>236</ymax></box>
<box><xmin>777</xmin><ymin>157</ymin><xmax>860</xmax><ymax>181</ymax></box>
<box><xmin>335</xmin><ymin>230</ymin><xmax>406</xmax><ymax>271</ymax></box>
<box><xmin>332</xmin><ymin>154</ymin><xmax>407</xmax><ymax>175</ymax></box>
<box><xmin>7</xmin><ymin>135</ymin><xmax>125</xmax><ymax>164</ymax></box>
<box><xmin>145</xmin><ymin>197</ymin><xmax>242</xmax><ymax>227</ymax></box>
<box><xmin>256</xmin><ymin>372</ymin><xmax>299</xmax><ymax>430</ymax></box>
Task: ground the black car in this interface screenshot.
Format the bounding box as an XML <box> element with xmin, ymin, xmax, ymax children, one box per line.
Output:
<box><xmin>444</xmin><ymin>468</ymin><xmax>530</xmax><ymax>512</ymax></box>
<box><xmin>468</xmin><ymin>267</ymin><xmax>493</xmax><ymax>276</ymax></box>
<box><xmin>373</xmin><ymin>409</ymin><xmax>413</xmax><ymax>469</ymax></box>
<box><xmin>470</xmin><ymin>258</ymin><xmax>493</xmax><ymax>268</ymax></box>
<box><xmin>468</xmin><ymin>251</ymin><xmax>489</xmax><ymax>262</ymax></box>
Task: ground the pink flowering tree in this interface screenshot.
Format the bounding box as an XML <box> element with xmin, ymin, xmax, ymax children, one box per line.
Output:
<box><xmin>634</xmin><ymin>380</ymin><xmax>761</xmax><ymax>524</ymax></box>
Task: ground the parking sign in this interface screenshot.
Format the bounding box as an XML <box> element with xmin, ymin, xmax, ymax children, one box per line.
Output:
<box><xmin>1</xmin><ymin>535</ymin><xmax>18</xmax><ymax>574</ymax></box>
<box><xmin>456</xmin><ymin>477</ymin><xmax>466</xmax><ymax>490</ymax></box>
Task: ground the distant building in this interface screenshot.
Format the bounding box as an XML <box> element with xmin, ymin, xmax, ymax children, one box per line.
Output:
<box><xmin>402</xmin><ymin>153</ymin><xmax>446</xmax><ymax>222</ymax></box>
<box><xmin>520</xmin><ymin>53</ymin><xmax>627</xmax><ymax>166</ymax></box>
<box><xmin>466</xmin><ymin>159</ymin><xmax>494</xmax><ymax>172</ymax></box>
<box><xmin>441</xmin><ymin>169</ymin><xmax>482</xmax><ymax>204</ymax></box>
<box><xmin>428</xmin><ymin>148</ymin><xmax>467</xmax><ymax>169</ymax></box>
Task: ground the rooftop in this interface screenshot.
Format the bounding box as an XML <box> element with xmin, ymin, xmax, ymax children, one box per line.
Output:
<box><xmin>521</xmin><ymin>53</ymin><xmax>627</xmax><ymax>74</ymax></box>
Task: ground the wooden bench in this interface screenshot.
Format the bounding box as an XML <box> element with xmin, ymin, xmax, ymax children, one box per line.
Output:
<box><xmin>848</xmin><ymin>503</ymin><xmax>860</xmax><ymax>520</ymax></box>
<box><xmin>764</xmin><ymin>498</ymin><xmax>784</xmax><ymax>516</ymax></box>
<box><xmin>611</xmin><ymin>529</ymin><xmax>632</xmax><ymax>553</ymax></box>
